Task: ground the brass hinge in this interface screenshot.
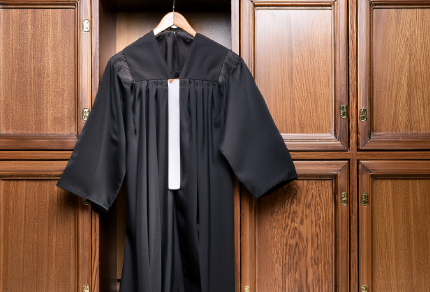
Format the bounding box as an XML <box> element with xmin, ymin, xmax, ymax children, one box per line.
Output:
<box><xmin>340</xmin><ymin>105</ymin><xmax>348</xmax><ymax>119</ymax></box>
<box><xmin>82</xmin><ymin>198</ymin><xmax>90</xmax><ymax>205</ymax></box>
<box><xmin>341</xmin><ymin>192</ymin><xmax>348</xmax><ymax>206</ymax></box>
<box><xmin>82</xmin><ymin>108</ymin><xmax>90</xmax><ymax>121</ymax></box>
<box><xmin>361</xmin><ymin>193</ymin><xmax>368</xmax><ymax>206</ymax></box>
<box><xmin>83</xmin><ymin>19</ymin><xmax>90</xmax><ymax>32</ymax></box>
<box><xmin>244</xmin><ymin>285</ymin><xmax>250</xmax><ymax>292</ymax></box>
<box><xmin>83</xmin><ymin>284</ymin><xmax>90</xmax><ymax>292</ymax></box>
<box><xmin>361</xmin><ymin>284</ymin><xmax>369</xmax><ymax>292</ymax></box>
<box><xmin>359</xmin><ymin>108</ymin><xmax>367</xmax><ymax>121</ymax></box>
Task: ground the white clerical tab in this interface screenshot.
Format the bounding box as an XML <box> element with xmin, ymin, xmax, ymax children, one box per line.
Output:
<box><xmin>168</xmin><ymin>78</ymin><xmax>180</xmax><ymax>190</ymax></box>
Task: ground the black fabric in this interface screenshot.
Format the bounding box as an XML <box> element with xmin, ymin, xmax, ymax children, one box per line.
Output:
<box><xmin>219</xmin><ymin>58</ymin><xmax>298</xmax><ymax>198</ymax></box>
<box><xmin>155</xmin><ymin>29</ymin><xmax>194</xmax><ymax>78</ymax></box>
<box><xmin>56</xmin><ymin>59</ymin><xmax>126</xmax><ymax>213</ymax></box>
<box><xmin>56</xmin><ymin>29</ymin><xmax>297</xmax><ymax>292</ymax></box>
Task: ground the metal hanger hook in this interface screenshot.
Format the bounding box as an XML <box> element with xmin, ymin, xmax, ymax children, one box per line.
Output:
<box><xmin>173</xmin><ymin>0</ymin><xmax>175</xmax><ymax>12</ymax></box>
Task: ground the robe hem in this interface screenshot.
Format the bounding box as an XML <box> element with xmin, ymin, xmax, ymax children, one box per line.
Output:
<box><xmin>56</xmin><ymin>180</ymin><xmax>110</xmax><ymax>213</ymax></box>
<box><xmin>251</xmin><ymin>172</ymin><xmax>298</xmax><ymax>199</ymax></box>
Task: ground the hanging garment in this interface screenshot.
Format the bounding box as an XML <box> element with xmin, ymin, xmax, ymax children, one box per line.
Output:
<box><xmin>56</xmin><ymin>29</ymin><xmax>298</xmax><ymax>292</ymax></box>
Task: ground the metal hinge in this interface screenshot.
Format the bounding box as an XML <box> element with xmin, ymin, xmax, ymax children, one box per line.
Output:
<box><xmin>359</xmin><ymin>108</ymin><xmax>367</xmax><ymax>121</ymax></box>
<box><xmin>361</xmin><ymin>284</ymin><xmax>369</xmax><ymax>292</ymax></box>
<box><xmin>244</xmin><ymin>286</ymin><xmax>250</xmax><ymax>292</ymax></box>
<box><xmin>340</xmin><ymin>105</ymin><xmax>348</xmax><ymax>119</ymax></box>
<box><xmin>82</xmin><ymin>108</ymin><xmax>90</xmax><ymax>121</ymax></box>
<box><xmin>361</xmin><ymin>193</ymin><xmax>369</xmax><ymax>206</ymax></box>
<box><xmin>83</xmin><ymin>284</ymin><xmax>90</xmax><ymax>292</ymax></box>
<box><xmin>83</xmin><ymin>19</ymin><xmax>90</xmax><ymax>32</ymax></box>
<box><xmin>341</xmin><ymin>192</ymin><xmax>348</xmax><ymax>206</ymax></box>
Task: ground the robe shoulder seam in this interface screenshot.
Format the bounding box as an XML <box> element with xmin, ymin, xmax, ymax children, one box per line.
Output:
<box><xmin>218</xmin><ymin>49</ymin><xmax>241</xmax><ymax>83</ymax></box>
<box><xmin>109</xmin><ymin>51</ymin><xmax>134</xmax><ymax>83</ymax></box>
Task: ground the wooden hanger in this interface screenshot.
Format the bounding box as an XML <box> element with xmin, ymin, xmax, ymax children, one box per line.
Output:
<box><xmin>153</xmin><ymin>0</ymin><xmax>196</xmax><ymax>37</ymax></box>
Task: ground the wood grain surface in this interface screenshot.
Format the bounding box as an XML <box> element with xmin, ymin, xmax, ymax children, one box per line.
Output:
<box><xmin>241</xmin><ymin>161</ymin><xmax>349</xmax><ymax>292</ymax></box>
<box><xmin>0</xmin><ymin>161</ymin><xmax>91</xmax><ymax>291</ymax></box>
<box><xmin>358</xmin><ymin>0</ymin><xmax>430</xmax><ymax>149</ymax></box>
<box><xmin>241</xmin><ymin>0</ymin><xmax>349</xmax><ymax>151</ymax></box>
<box><xmin>359</xmin><ymin>160</ymin><xmax>430</xmax><ymax>292</ymax></box>
<box><xmin>0</xmin><ymin>8</ymin><xmax>75</xmax><ymax>135</ymax></box>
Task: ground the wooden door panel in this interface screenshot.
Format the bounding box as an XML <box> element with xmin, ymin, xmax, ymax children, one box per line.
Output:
<box><xmin>359</xmin><ymin>160</ymin><xmax>430</xmax><ymax>291</ymax></box>
<box><xmin>0</xmin><ymin>161</ymin><xmax>91</xmax><ymax>291</ymax></box>
<box><xmin>358</xmin><ymin>0</ymin><xmax>430</xmax><ymax>149</ymax></box>
<box><xmin>0</xmin><ymin>0</ymin><xmax>91</xmax><ymax>150</ymax></box>
<box><xmin>241</xmin><ymin>0</ymin><xmax>348</xmax><ymax>150</ymax></box>
<box><xmin>241</xmin><ymin>161</ymin><xmax>349</xmax><ymax>292</ymax></box>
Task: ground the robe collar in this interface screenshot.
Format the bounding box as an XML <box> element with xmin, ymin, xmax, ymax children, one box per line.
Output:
<box><xmin>147</xmin><ymin>30</ymin><xmax>201</xmax><ymax>80</ymax></box>
<box><xmin>122</xmin><ymin>30</ymin><xmax>202</xmax><ymax>80</ymax></box>
<box><xmin>122</xmin><ymin>29</ymin><xmax>229</xmax><ymax>82</ymax></box>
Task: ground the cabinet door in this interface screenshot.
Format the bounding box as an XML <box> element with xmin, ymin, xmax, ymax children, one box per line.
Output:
<box><xmin>0</xmin><ymin>0</ymin><xmax>91</xmax><ymax>150</ymax></box>
<box><xmin>359</xmin><ymin>160</ymin><xmax>430</xmax><ymax>291</ymax></box>
<box><xmin>241</xmin><ymin>161</ymin><xmax>349</xmax><ymax>291</ymax></box>
<box><xmin>241</xmin><ymin>0</ymin><xmax>349</xmax><ymax>151</ymax></box>
<box><xmin>0</xmin><ymin>161</ymin><xmax>92</xmax><ymax>291</ymax></box>
<box><xmin>358</xmin><ymin>0</ymin><xmax>430</xmax><ymax>149</ymax></box>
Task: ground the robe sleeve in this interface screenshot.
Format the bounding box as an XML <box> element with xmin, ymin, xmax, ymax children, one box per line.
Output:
<box><xmin>56</xmin><ymin>60</ymin><xmax>126</xmax><ymax>212</ymax></box>
<box><xmin>219</xmin><ymin>58</ymin><xmax>298</xmax><ymax>199</ymax></box>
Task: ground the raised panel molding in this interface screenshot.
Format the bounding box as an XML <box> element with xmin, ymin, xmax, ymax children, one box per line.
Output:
<box><xmin>241</xmin><ymin>0</ymin><xmax>349</xmax><ymax>151</ymax></box>
<box><xmin>358</xmin><ymin>0</ymin><xmax>430</xmax><ymax>149</ymax></box>
<box><xmin>0</xmin><ymin>0</ymin><xmax>91</xmax><ymax>150</ymax></box>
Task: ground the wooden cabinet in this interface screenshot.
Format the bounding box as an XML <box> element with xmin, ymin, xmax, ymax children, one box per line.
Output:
<box><xmin>2</xmin><ymin>0</ymin><xmax>430</xmax><ymax>291</ymax></box>
<box><xmin>240</xmin><ymin>0</ymin><xmax>430</xmax><ymax>291</ymax></box>
<box><xmin>355</xmin><ymin>0</ymin><xmax>430</xmax><ymax>289</ymax></box>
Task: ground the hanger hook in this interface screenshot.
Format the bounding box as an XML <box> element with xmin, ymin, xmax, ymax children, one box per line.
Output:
<box><xmin>173</xmin><ymin>0</ymin><xmax>175</xmax><ymax>12</ymax></box>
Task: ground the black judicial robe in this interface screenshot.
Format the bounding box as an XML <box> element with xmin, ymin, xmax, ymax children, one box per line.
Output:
<box><xmin>56</xmin><ymin>29</ymin><xmax>298</xmax><ymax>292</ymax></box>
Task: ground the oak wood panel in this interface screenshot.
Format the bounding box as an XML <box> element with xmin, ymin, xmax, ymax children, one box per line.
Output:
<box><xmin>255</xmin><ymin>9</ymin><xmax>332</xmax><ymax>134</ymax></box>
<box><xmin>358</xmin><ymin>0</ymin><xmax>430</xmax><ymax>149</ymax></box>
<box><xmin>241</xmin><ymin>161</ymin><xmax>349</xmax><ymax>292</ymax></box>
<box><xmin>373</xmin><ymin>9</ymin><xmax>430</xmax><ymax>134</ymax></box>
<box><xmin>359</xmin><ymin>160</ymin><xmax>430</xmax><ymax>291</ymax></box>
<box><xmin>0</xmin><ymin>160</ymin><xmax>92</xmax><ymax>291</ymax></box>
<box><xmin>257</xmin><ymin>179</ymin><xmax>334</xmax><ymax>291</ymax></box>
<box><xmin>241</xmin><ymin>0</ymin><xmax>349</xmax><ymax>151</ymax></box>
<box><xmin>0</xmin><ymin>7</ymin><xmax>75</xmax><ymax>134</ymax></box>
<box><xmin>0</xmin><ymin>0</ymin><xmax>91</xmax><ymax>150</ymax></box>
